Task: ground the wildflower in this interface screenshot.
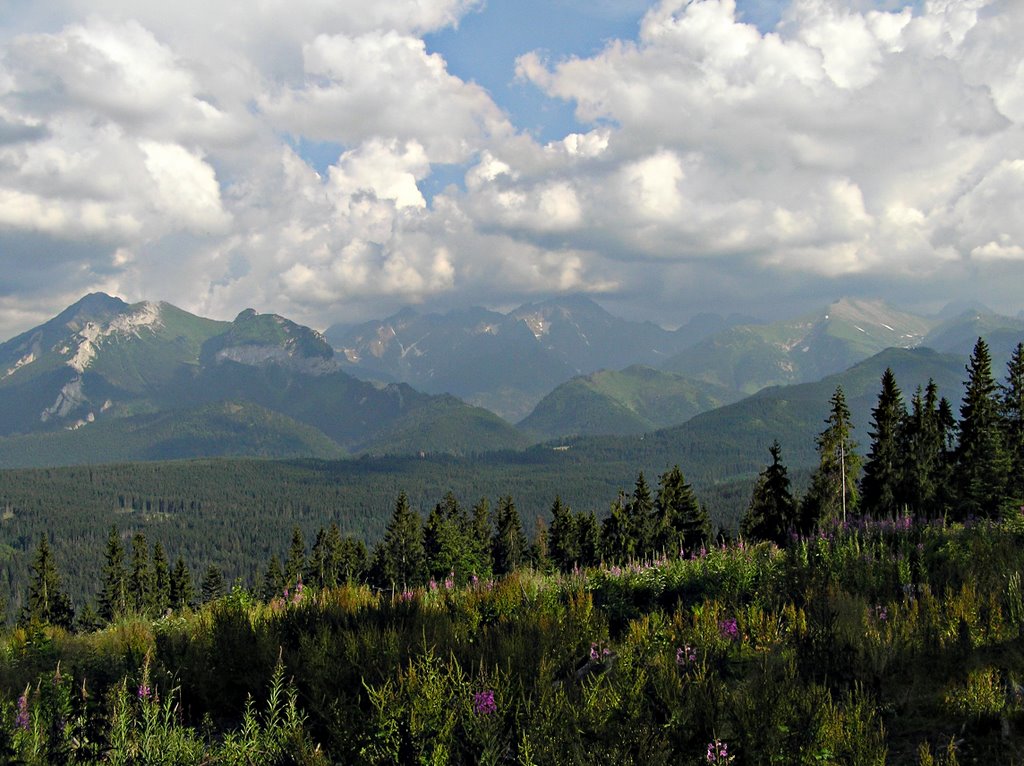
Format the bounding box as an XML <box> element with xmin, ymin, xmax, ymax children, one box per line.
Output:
<box><xmin>676</xmin><ymin>645</ymin><xmax>697</xmax><ymax>665</ymax></box>
<box><xmin>14</xmin><ymin>695</ymin><xmax>29</xmax><ymax>731</ymax></box>
<box><xmin>429</xmin><ymin>578</ymin><xmax>438</xmax><ymax>591</ymax></box>
<box><xmin>473</xmin><ymin>689</ymin><xmax>497</xmax><ymax>715</ymax></box>
<box><xmin>590</xmin><ymin>643</ymin><xmax>600</xmax><ymax>661</ymax></box>
<box><xmin>471</xmin><ymin>574</ymin><xmax>479</xmax><ymax>586</ymax></box>
<box><xmin>706</xmin><ymin>739</ymin><xmax>732</xmax><ymax>763</ymax></box>
<box><xmin>137</xmin><ymin>683</ymin><xmax>151</xmax><ymax>700</ymax></box>
<box><xmin>718</xmin><ymin>617</ymin><xmax>739</xmax><ymax>641</ymax></box>
<box><xmin>444</xmin><ymin>571</ymin><xmax>455</xmax><ymax>590</ymax></box>
<box><xmin>399</xmin><ymin>590</ymin><xmax>414</xmax><ymax>602</ymax></box>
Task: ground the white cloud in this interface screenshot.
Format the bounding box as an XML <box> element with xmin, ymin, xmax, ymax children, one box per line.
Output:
<box><xmin>1</xmin><ymin>0</ymin><xmax>1023</xmax><ymax>339</ymax></box>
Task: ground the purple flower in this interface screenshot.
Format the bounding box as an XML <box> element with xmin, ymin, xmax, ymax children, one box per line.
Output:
<box><xmin>137</xmin><ymin>683</ymin><xmax>151</xmax><ymax>700</ymax></box>
<box><xmin>590</xmin><ymin>643</ymin><xmax>600</xmax><ymax>661</ymax></box>
<box><xmin>676</xmin><ymin>645</ymin><xmax>697</xmax><ymax>665</ymax></box>
<box><xmin>473</xmin><ymin>689</ymin><xmax>497</xmax><ymax>715</ymax></box>
<box><xmin>14</xmin><ymin>695</ymin><xmax>29</xmax><ymax>731</ymax></box>
<box><xmin>718</xmin><ymin>617</ymin><xmax>739</xmax><ymax>641</ymax></box>
<box><xmin>444</xmin><ymin>571</ymin><xmax>455</xmax><ymax>590</ymax></box>
<box><xmin>706</xmin><ymin>739</ymin><xmax>731</xmax><ymax>763</ymax></box>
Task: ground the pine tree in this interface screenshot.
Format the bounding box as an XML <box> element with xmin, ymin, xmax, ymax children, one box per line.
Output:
<box><xmin>741</xmin><ymin>441</ymin><xmax>797</xmax><ymax>544</ymax></box>
<box><xmin>1002</xmin><ymin>342</ymin><xmax>1024</xmax><ymax>503</ymax></box>
<box><xmin>575</xmin><ymin>511</ymin><xmax>601</xmax><ymax>568</ymax></box>
<box><xmin>424</xmin><ymin>492</ymin><xmax>475</xmax><ymax>583</ymax></box>
<box><xmin>337</xmin><ymin>536</ymin><xmax>369</xmax><ymax>583</ymax></box>
<box><xmin>97</xmin><ymin>526</ymin><xmax>128</xmax><ymax>623</ymax></box>
<box><xmin>371</xmin><ymin>492</ymin><xmax>425</xmax><ymax>590</ymax></box>
<box><xmin>653</xmin><ymin>465</ymin><xmax>709</xmax><ymax>554</ymax></box>
<box><xmin>860</xmin><ymin>368</ymin><xmax>906</xmax><ymax>518</ymax></box>
<box><xmin>547</xmin><ymin>496</ymin><xmax>578</xmax><ymax>572</ymax></box>
<box><xmin>262</xmin><ymin>554</ymin><xmax>286</xmax><ymax>600</ymax></box>
<box><xmin>307</xmin><ymin>527</ymin><xmax>329</xmax><ymax>589</ymax></box>
<box><xmin>151</xmin><ymin>542</ymin><xmax>171</xmax><ymax>616</ymax></box>
<box><xmin>600</xmin><ymin>491</ymin><xmax>630</xmax><ymax>563</ymax></box>
<box><xmin>129</xmin><ymin>533</ymin><xmax>153</xmax><ymax>615</ymax></box>
<box><xmin>531</xmin><ymin>516</ymin><xmax>550</xmax><ymax>570</ymax></box>
<box><xmin>492</xmin><ymin>495</ymin><xmax>528</xmax><ymax>575</ymax></box>
<box><xmin>323</xmin><ymin>523</ymin><xmax>344</xmax><ymax>588</ymax></box>
<box><xmin>623</xmin><ymin>472</ymin><xmax>654</xmax><ymax>557</ymax></box>
<box><xmin>23</xmin><ymin>534</ymin><xmax>74</xmax><ymax>629</ymax></box>
<box><xmin>284</xmin><ymin>527</ymin><xmax>306</xmax><ymax>588</ymax></box>
<box><xmin>470</xmin><ymin>497</ymin><xmax>494</xmax><ymax>578</ymax></box>
<box><xmin>955</xmin><ymin>337</ymin><xmax>1010</xmax><ymax>517</ymax></box>
<box><xmin>200</xmin><ymin>564</ymin><xmax>225</xmax><ymax>603</ymax></box>
<box><xmin>169</xmin><ymin>556</ymin><xmax>194</xmax><ymax>610</ymax></box>
<box><xmin>801</xmin><ymin>386</ymin><xmax>859</xmax><ymax>529</ymax></box>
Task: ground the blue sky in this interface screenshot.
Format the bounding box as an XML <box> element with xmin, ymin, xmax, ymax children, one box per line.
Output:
<box><xmin>0</xmin><ymin>0</ymin><xmax>1021</xmax><ymax>338</ymax></box>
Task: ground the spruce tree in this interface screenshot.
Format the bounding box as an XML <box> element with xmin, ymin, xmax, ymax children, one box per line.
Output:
<box><xmin>97</xmin><ymin>526</ymin><xmax>128</xmax><ymax>623</ymax></box>
<box><xmin>575</xmin><ymin>511</ymin><xmax>600</xmax><ymax>568</ymax></box>
<box><xmin>323</xmin><ymin>523</ymin><xmax>344</xmax><ymax>588</ymax></box>
<box><xmin>424</xmin><ymin>492</ymin><xmax>475</xmax><ymax>583</ymax></box>
<box><xmin>200</xmin><ymin>564</ymin><xmax>226</xmax><ymax>603</ymax></box>
<box><xmin>262</xmin><ymin>554</ymin><xmax>286</xmax><ymax>600</ymax></box>
<box><xmin>861</xmin><ymin>368</ymin><xmax>906</xmax><ymax>518</ymax></box>
<box><xmin>531</xmin><ymin>516</ymin><xmax>550</xmax><ymax>571</ymax></box>
<box><xmin>626</xmin><ymin>472</ymin><xmax>654</xmax><ymax>557</ymax></box>
<box><xmin>492</xmin><ymin>495</ymin><xmax>527</xmax><ymax>575</ymax></box>
<box><xmin>470</xmin><ymin>497</ymin><xmax>494</xmax><ymax>578</ymax></box>
<box><xmin>371</xmin><ymin>492</ymin><xmax>425</xmax><ymax>590</ymax></box>
<box><xmin>307</xmin><ymin>527</ymin><xmax>329</xmax><ymax>589</ymax></box>
<box><xmin>801</xmin><ymin>386</ymin><xmax>859</xmax><ymax>529</ymax></box>
<box><xmin>653</xmin><ymin>465</ymin><xmax>709</xmax><ymax>554</ymax></box>
<box><xmin>547</xmin><ymin>496</ymin><xmax>578</xmax><ymax>572</ymax></box>
<box><xmin>169</xmin><ymin>556</ymin><xmax>194</xmax><ymax>610</ymax></box>
<box><xmin>1002</xmin><ymin>342</ymin><xmax>1024</xmax><ymax>503</ymax></box>
<box><xmin>284</xmin><ymin>527</ymin><xmax>306</xmax><ymax>588</ymax></box>
<box><xmin>23</xmin><ymin>534</ymin><xmax>74</xmax><ymax>629</ymax></box>
<box><xmin>955</xmin><ymin>337</ymin><xmax>1010</xmax><ymax>517</ymax></box>
<box><xmin>151</xmin><ymin>542</ymin><xmax>171</xmax><ymax>616</ymax></box>
<box><xmin>129</xmin><ymin>533</ymin><xmax>153</xmax><ymax>615</ymax></box>
<box><xmin>741</xmin><ymin>441</ymin><xmax>797</xmax><ymax>544</ymax></box>
<box><xmin>600</xmin><ymin>491</ymin><xmax>630</xmax><ymax>563</ymax></box>
<box><xmin>337</xmin><ymin>536</ymin><xmax>369</xmax><ymax>583</ymax></box>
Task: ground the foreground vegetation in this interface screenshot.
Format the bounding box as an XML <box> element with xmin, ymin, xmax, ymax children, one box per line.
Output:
<box><xmin>2</xmin><ymin>512</ymin><xmax>1024</xmax><ymax>764</ymax></box>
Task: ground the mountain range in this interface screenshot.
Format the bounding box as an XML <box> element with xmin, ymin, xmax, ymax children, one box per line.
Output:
<box><xmin>1</xmin><ymin>292</ymin><xmax>1021</xmax><ymax>479</ymax></box>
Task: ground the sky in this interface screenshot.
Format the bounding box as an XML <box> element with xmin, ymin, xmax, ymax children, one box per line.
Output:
<box><xmin>0</xmin><ymin>0</ymin><xmax>1022</xmax><ymax>340</ymax></box>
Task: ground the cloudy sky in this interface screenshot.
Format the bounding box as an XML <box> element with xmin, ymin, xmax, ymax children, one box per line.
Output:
<box><xmin>0</xmin><ymin>0</ymin><xmax>1021</xmax><ymax>339</ymax></box>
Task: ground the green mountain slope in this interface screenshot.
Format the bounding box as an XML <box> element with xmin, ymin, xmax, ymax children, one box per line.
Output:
<box><xmin>0</xmin><ymin>401</ymin><xmax>346</xmax><ymax>467</ymax></box>
<box><xmin>518</xmin><ymin>365</ymin><xmax>739</xmax><ymax>439</ymax></box>
<box><xmin>661</xmin><ymin>298</ymin><xmax>934</xmax><ymax>394</ymax></box>
<box><xmin>0</xmin><ymin>295</ymin><xmax>530</xmax><ymax>466</ymax></box>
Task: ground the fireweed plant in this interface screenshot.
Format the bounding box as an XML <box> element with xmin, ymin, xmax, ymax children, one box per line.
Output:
<box><xmin>0</xmin><ymin>512</ymin><xmax>1023</xmax><ymax>762</ymax></box>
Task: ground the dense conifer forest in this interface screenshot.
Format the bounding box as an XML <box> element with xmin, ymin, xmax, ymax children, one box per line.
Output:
<box><xmin>0</xmin><ymin>339</ymin><xmax>1022</xmax><ymax>762</ymax></box>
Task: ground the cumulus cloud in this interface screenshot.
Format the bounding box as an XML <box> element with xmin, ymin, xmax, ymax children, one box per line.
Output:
<box><xmin>0</xmin><ymin>0</ymin><xmax>1022</xmax><ymax>340</ymax></box>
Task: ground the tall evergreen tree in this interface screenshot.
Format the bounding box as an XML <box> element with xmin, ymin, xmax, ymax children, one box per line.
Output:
<box><xmin>741</xmin><ymin>441</ymin><xmax>797</xmax><ymax>545</ymax></box>
<box><xmin>337</xmin><ymin>535</ymin><xmax>369</xmax><ymax>583</ymax></box>
<box><xmin>1002</xmin><ymin>342</ymin><xmax>1024</xmax><ymax>503</ymax></box>
<box><xmin>262</xmin><ymin>554</ymin><xmax>286</xmax><ymax>600</ymax></box>
<box><xmin>625</xmin><ymin>472</ymin><xmax>654</xmax><ymax>556</ymax></box>
<box><xmin>470</xmin><ymin>497</ymin><xmax>494</xmax><ymax>578</ymax></box>
<box><xmin>151</xmin><ymin>542</ymin><xmax>171</xmax><ymax>616</ymax></box>
<box><xmin>600</xmin><ymin>491</ymin><xmax>631</xmax><ymax>563</ymax></box>
<box><xmin>307</xmin><ymin>527</ymin><xmax>330</xmax><ymax>589</ymax></box>
<box><xmin>424</xmin><ymin>492</ymin><xmax>476</xmax><ymax>583</ymax></box>
<box><xmin>955</xmin><ymin>337</ymin><xmax>1010</xmax><ymax>517</ymax></box>
<box><xmin>200</xmin><ymin>564</ymin><xmax>226</xmax><ymax>603</ymax></box>
<box><xmin>371</xmin><ymin>492</ymin><xmax>425</xmax><ymax>590</ymax></box>
<box><xmin>129</xmin><ymin>532</ymin><xmax>153</xmax><ymax>615</ymax></box>
<box><xmin>23</xmin><ymin>534</ymin><xmax>74</xmax><ymax>629</ymax></box>
<box><xmin>97</xmin><ymin>526</ymin><xmax>128</xmax><ymax>623</ymax></box>
<box><xmin>860</xmin><ymin>368</ymin><xmax>906</xmax><ymax>518</ymax></box>
<box><xmin>284</xmin><ymin>527</ymin><xmax>306</xmax><ymax>587</ymax></box>
<box><xmin>652</xmin><ymin>465</ymin><xmax>709</xmax><ymax>553</ymax></box>
<box><xmin>547</xmin><ymin>496</ymin><xmax>578</xmax><ymax>572</ymax></box>
<box><xmin>169</xmin><ymin>556</ymin><xmax>194</xmax><ymax>610</ymax></box>
<box><xmin>575</xmin><ymin>511</ymin><xmax>601</xmax><ymax>568</ymax></box>
<box><xmin>531</xmin><ymin>516</ymin><xmax>550</xmax><ymax>571</ymax></box>
<box><xmin>801</xmin><ymin>386</ymin><xmax>859</xmax><ymax>529</ymax></box>
<box><xmin>492</xmin><ymin>495</ymin><xmax>528</xmax><ymax>575</ymax></box>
